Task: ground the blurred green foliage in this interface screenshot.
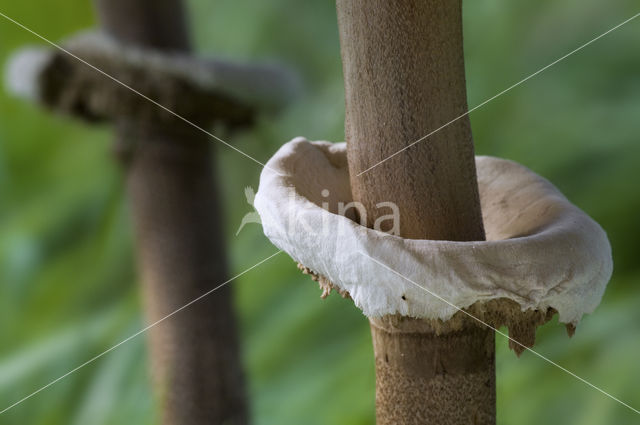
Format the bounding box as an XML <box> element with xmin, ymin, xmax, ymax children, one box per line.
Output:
<box><xmin>1</xmin><ymin>0</ymin><xmax>639</xmax><ymax>424</ymax></box>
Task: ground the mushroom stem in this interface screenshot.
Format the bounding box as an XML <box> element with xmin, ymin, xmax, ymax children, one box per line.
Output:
<box><xmin>336</xmin><ymin>0</ymin><xmax>494</xmax><ymax>423</ymax></box>
<box><xmin>94</xmin><ymin>1</ymin><xmax>248</xmax><ymax>424</ymax></box>
<box><xmin>371</xmin><ymin>317</ymin><xmax>495</xmax><ymax>424</ymax></box>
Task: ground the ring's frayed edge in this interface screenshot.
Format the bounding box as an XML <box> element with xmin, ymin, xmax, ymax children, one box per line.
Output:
<box><xmin>298</xmin><ymin>263</ymin><xmax>570</xmax><ymax>356</ymax></box>
<box><xmin>298</xmin><ymin>263</ymin><xmax>351</xmax><ymax>300</ymax></box>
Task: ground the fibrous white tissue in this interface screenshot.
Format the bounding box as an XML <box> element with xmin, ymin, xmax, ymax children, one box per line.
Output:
<box><xmin>255</xmin><ymin>138</ymin><xmax>612</xmax><ymax>325</ymax></box>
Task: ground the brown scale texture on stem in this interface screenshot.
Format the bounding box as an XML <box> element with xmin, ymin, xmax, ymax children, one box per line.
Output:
<box><xmin>336</xmin><ymin>0</ymin><xmax>495</xmax><ymax>423</ymax></box>
<box><xmin>117</xmin><ymin>122</ymin><xmax>248</xmax><ymax>425</ymax></box>
<box><xmin>371</xmin><ymin>320</ymin><xmax>495</xmax><ymax>425</ymax></box>
<box><xmin>94</xmin><ymin>0</ymin><xmax>249</xmax><ymax>423</ymax></box>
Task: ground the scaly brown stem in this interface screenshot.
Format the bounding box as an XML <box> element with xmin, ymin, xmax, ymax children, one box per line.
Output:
<box><xmin>94</xmin><ymin>1</ymin><xmax>248</xmax><ymax>423</ymax></box>
<box><xmin>337</xmin><ymin>0</ymin><xmax>494</xmax><ymax>423</ymax></box>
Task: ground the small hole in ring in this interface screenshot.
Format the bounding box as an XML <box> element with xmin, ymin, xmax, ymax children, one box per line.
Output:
<box><xmin>401</xmin><ymin>295</ymin><xmax>406</xmax><ymax>301</ymax></box>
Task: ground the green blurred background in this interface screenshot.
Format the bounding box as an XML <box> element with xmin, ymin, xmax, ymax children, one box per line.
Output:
<box><xmin>1</xmin><ymin>0</ymin><xmax>639</xmax><ymax>424</ymax></box>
